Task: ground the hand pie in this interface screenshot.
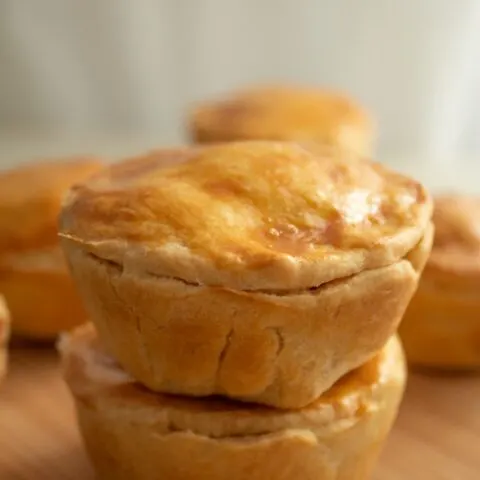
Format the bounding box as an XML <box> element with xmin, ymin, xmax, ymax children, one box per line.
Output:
<box><xmin>0</xmin><ymin>158</ymin><xmax>102</xmax><ymax>338</ymax></box>
<box><xmin>60</xmin><ymin>324</ymin><xmax>406</xmax><ymax>480</ymax></box>
<box><xmin>189</xmin><ymin>85</ymin><xmax>374</xmax><ymax>157</ymax></box>
<box><xmin>400</xmin><ymin>195</ymin><xmax>480</xmax><ymax>368</ymax></box>
<box><xmin>60</xmin><ymin>141</ymin><xmax>432</xmax><ymax>408</ymax></box>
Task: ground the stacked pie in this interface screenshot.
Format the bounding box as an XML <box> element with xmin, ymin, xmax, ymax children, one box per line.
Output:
<box><xmin>0</xmin><ymin>158</ymin><xmax>102</xmax><ymax>339</ymax></box>
<box><xmin>59</xmin><ymin>142</ymin><xmax>432</xmax><ymax>479</ymax></box>
<box><xmin>189</xmin><ymin>85</ymin><xmax>374</xmax><ymax>157</ymax></box>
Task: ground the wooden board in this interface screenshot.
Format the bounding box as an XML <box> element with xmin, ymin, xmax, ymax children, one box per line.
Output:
<box><xmin>0</xmin><ymin>347</ymin><xmax>479</xmax><ymax>480</ymax></box>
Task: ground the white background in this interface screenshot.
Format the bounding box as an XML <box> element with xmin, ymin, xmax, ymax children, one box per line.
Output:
<box><xmin>0</xmin><ymin>0</ymin><xmax>480</xmax><ymax>188</ymax></box>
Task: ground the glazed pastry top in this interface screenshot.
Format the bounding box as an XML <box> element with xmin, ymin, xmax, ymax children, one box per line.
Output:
<box><xmin>0</xmin><ymin>158</ymin><xmax>102</xmax><ymax>253</ymax></box>
<box><xmin>191</xmin><ymin>85</ymin><xmax>372</xmax><ymax>146</ymax></box>
<box><xmin>60</xmin><ymin>142</ymin><xmax>431</xmax><ymax>289</ymax></box>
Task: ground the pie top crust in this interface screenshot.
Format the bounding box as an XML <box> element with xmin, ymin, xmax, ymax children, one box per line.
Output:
<box><xmin>191</xmin><ymin>85</ymin><xmax>372</xmax><ymax>147</ymax></box>
<box><xmin>60</xmin><ymin>142</ymin><xmax>431</xmax><ymax>290</ymax></box>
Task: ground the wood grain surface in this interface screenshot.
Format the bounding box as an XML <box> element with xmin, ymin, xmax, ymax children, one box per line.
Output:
<box><xmin>0</xmin><ymin>347</ymin><xmax>478</xmax><ymax>480</ymax></box>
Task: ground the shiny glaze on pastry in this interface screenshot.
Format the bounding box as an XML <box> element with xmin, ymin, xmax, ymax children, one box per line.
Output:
<box><xmin>60</xmin><ymin>142</ymin><xmax>431</xmax><ymax>290</ymax></box>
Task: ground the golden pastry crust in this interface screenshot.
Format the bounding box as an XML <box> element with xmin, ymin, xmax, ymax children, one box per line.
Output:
<box><xmin>0</xmin><ymin>157</ymin><xmax>102</xmax><ymax>254</ymax></box>
<box><xmin>60</xmin><ymin>142</ymin><xmax>432</xmax><ymax>407</ymax></box>
<box><xmin>65</xmin><ymin>226</ymin><xmax>429</xmax><ymax>408</ymax></box>
<box><xmin>0</xmin><ymin>158</ymin><xmax>102</xmax><ymax>338</ymax></box>
<box><xmin>427</xmin><ymin>195</ymin><xmax>480</xmax><ymax>276</ymax></box>
<box><xmin>60</xmin><ymin>142</ymin><xmax>432</xmax><ymax>290</ymax></box>
<box><xmin>60</xmin><ymin>325</ymin><xmax>406</xmax><ymax>480</ymax></box>
<box><xmin>0</xmin><ymin>252</ymin><xmax>87</xmax><ymax>339</ymax></box>
<box><xmin>0</xmin><ymin>296</ymin><xmax>10</xmax><ymax>382</ymax></box>
<box><xmin>189</xmin><ymin>85</ymin><xmax>374</xmax><ymax>157</ymax></box>
<box><xmin>400</xmin><ymin>195</ymin><xmax>480</xmax><ymax>368</ymax></box>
